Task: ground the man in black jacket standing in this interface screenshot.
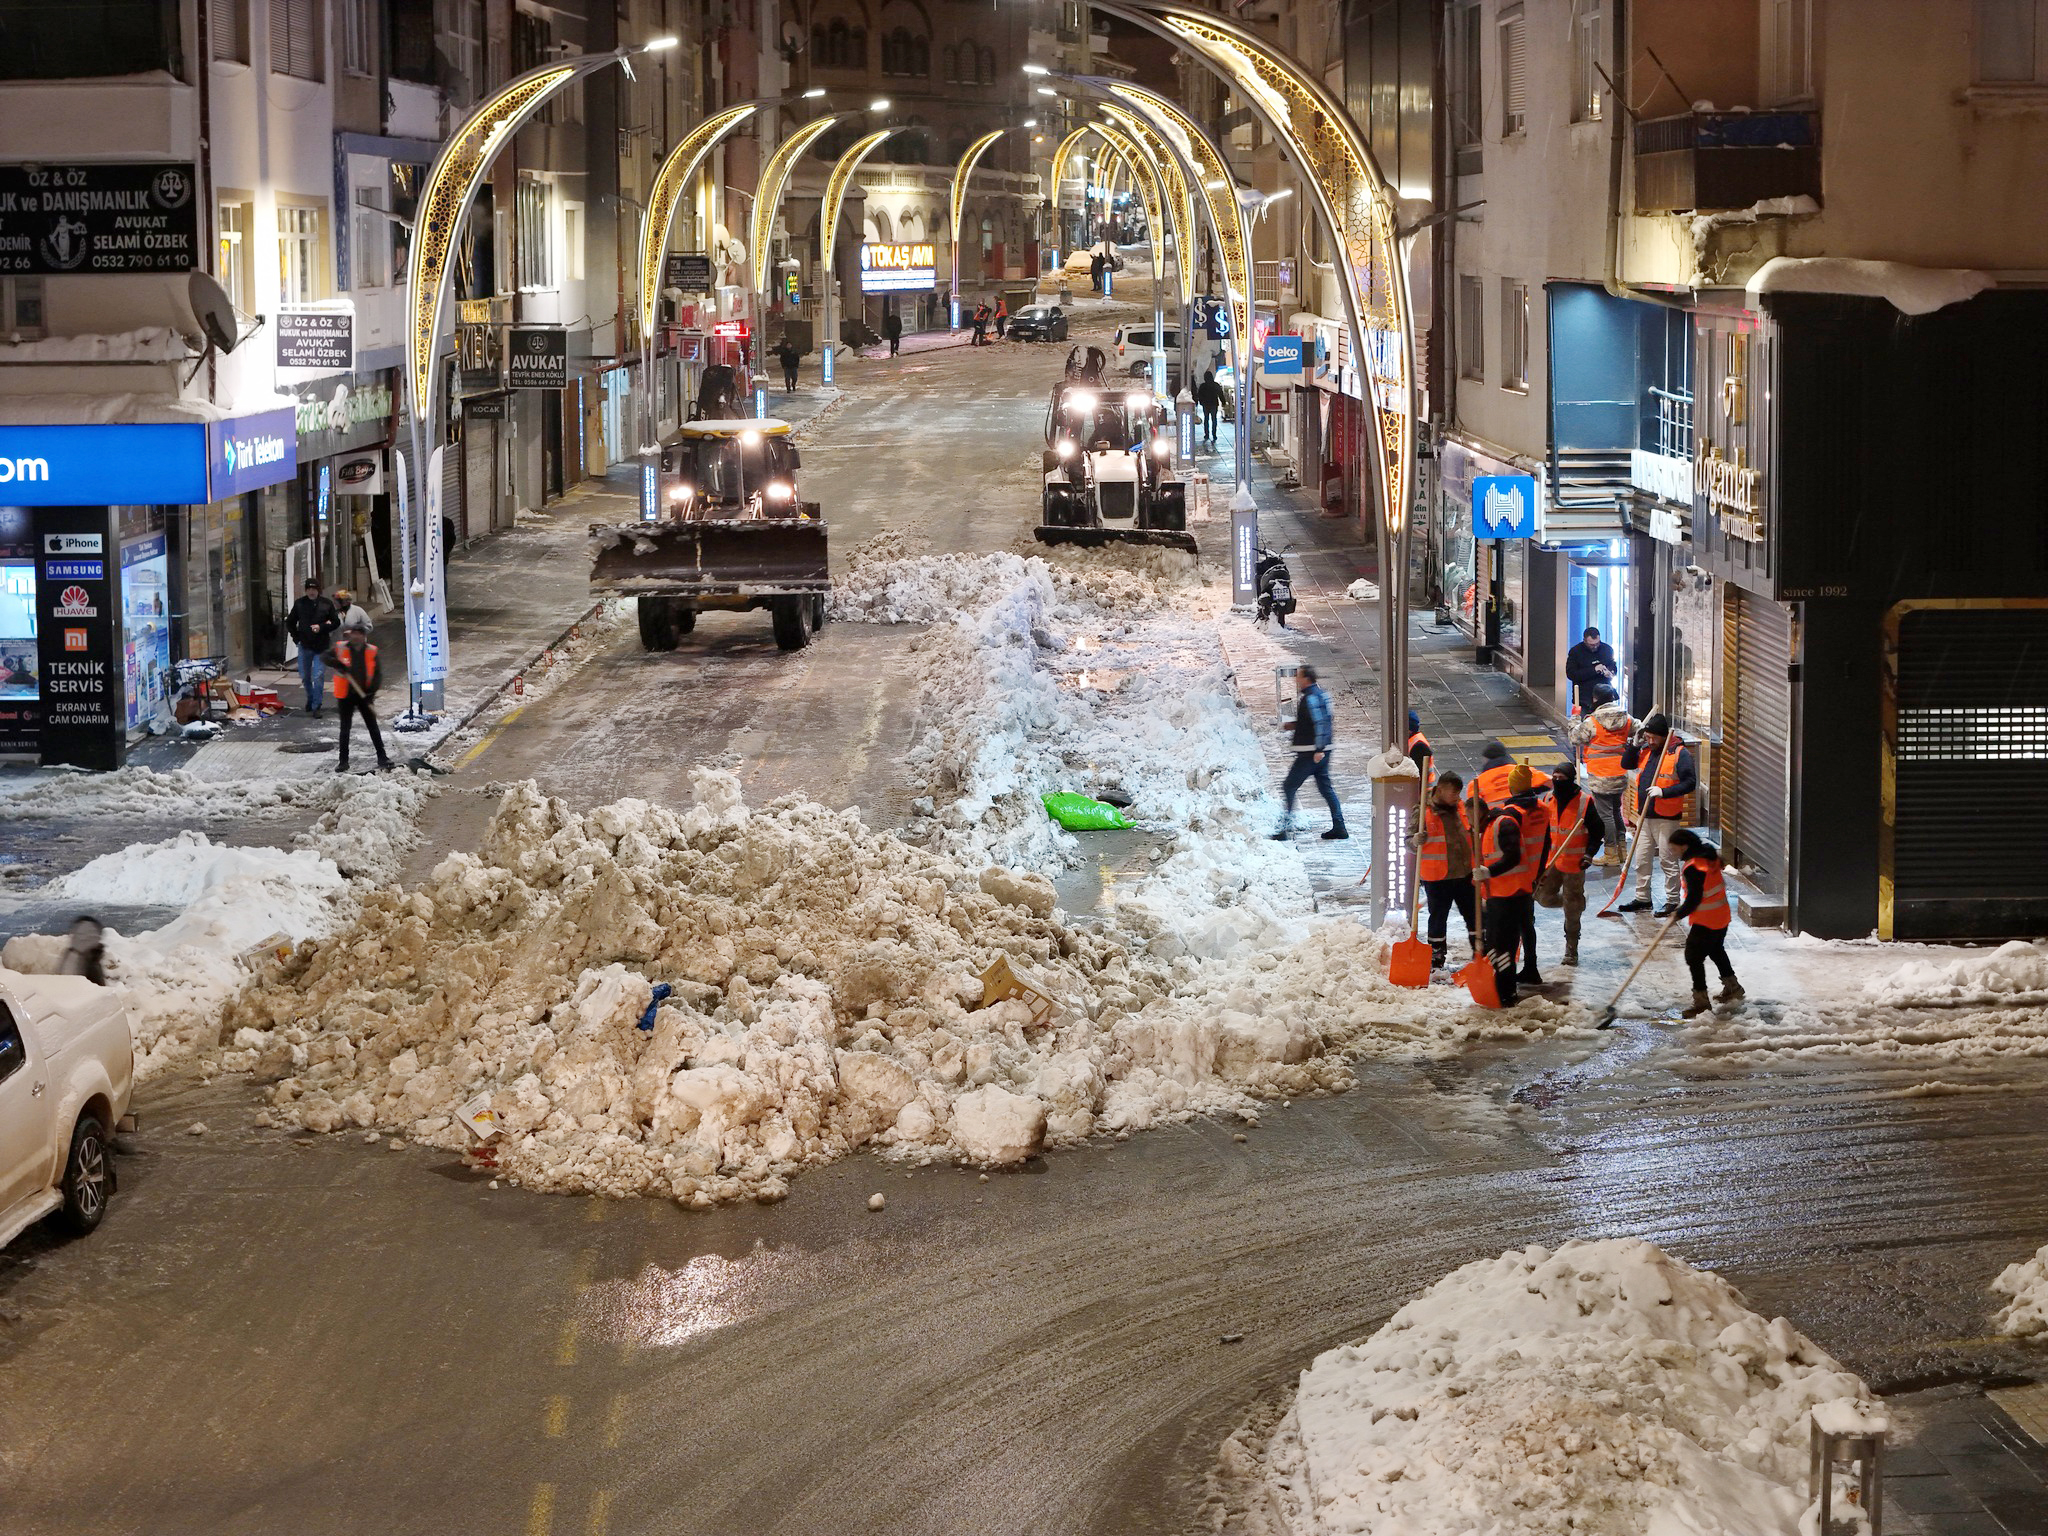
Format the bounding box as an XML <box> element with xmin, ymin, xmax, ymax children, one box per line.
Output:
<box><xmin>1564</xmin><ymin>627</ymin><xmax>1618</xmax><ymax>713</ymax></box>
<box><xmin>286</xmin><ymin>577</ymin><xmax>339</xmax><ymax>715</ymax></box>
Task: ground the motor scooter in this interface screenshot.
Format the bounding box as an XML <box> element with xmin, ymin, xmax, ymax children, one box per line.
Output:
<box><xmin>1255</xmin><ymin>546</ymin><xmax>1296</xmax><ymax>626</ymax></box>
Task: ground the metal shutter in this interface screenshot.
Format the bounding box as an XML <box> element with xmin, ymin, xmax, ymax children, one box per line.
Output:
<box><xmin>1893</xmin><ymin>607</ymin><xmax>2048</xmax><ymax>938</ymax></box>
<box><xmin>446</xmin><ymin>436</ymin><xmax>470</xmax><ymax>542</ymax></box>
<box><xmin>1725</xmin><ymin>587</ymin><xmax>1792</xmax><ymax>889</ymax></box>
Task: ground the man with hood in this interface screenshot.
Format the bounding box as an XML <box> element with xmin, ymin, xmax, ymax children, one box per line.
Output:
<box><xmin>1544</xmin><ymin>763</ymin><xmax>1605</xmax><ymax>965</ymax></box>
<box><xmin>1569</xmin><ymin>685</ymin><xmax>1633</xmax><ymax>862</ymax></box>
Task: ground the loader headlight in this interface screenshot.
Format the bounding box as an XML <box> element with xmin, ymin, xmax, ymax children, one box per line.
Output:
<box><xmin>766</xmin><ymin>481</ymin><xmax>794</xmax><ymax>502</ymax></box>
<box><xmin>1067</xmin><ymin>388</ymin><xmax>1096</xmax><ymax>408</ymax></box>
<box><xmin>1151</xmin><ymin>439</ymin><xmax>1171</xmax><ymax>458</ymax></box>
<box><xmin>1056</xmin><ymin>439</ymin><xmax>1076</xmax><ymax>458</ymax></box>
<box><xmin>741</xmin><ymin>429</ymin><xmax>762</xmax><ymax>446</ymax></box>
<box><xmin>1125</xmin><ymin>392</ymin><xmax>1149</xmax><ymax>409</ymax></box>
<box><xmin>671</xmin><ymin>483</ymin><xmax>693</xmax><ymax>501</ymax></box>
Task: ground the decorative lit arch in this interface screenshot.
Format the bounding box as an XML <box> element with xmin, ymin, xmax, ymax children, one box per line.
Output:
<box><xmin>640</xmin><ymin>103</ymin><xmax>757</xmax><ymax>339</ymax></box>
<box><xmin>750</xmin><ymin>113</ymin><xmax>847</xmax><ymax>296</ymax></box>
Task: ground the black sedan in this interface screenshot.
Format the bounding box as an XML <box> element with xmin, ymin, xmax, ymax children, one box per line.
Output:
<box><xmin>1008</xmin><ymin>304</ymin><xmax>1068</xmax><ymax>342</ymax></box>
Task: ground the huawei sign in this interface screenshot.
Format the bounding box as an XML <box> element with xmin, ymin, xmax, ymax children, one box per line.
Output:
<box><xmin>55</xmin><ymin>584</ymin><xmax>97</xmax><ymax>618</ymax></box>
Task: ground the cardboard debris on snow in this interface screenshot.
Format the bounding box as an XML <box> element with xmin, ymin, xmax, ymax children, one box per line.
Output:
<box><xmin>1264</xmin><ymin>1238</ymin><xmax>1877</xmax><ymax>1536</ymax></box>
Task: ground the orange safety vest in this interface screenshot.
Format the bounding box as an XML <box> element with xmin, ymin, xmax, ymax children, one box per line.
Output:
<box><xmin>1418</xmin><ymin>802</ymin><xmax>1467</xmax><ymax>881</ymax></box>
<box><xmin>1478</xmin><ymin>803</ymin><xmax>1544</xmax><ymax>897</ymax></box>
<box><xmin>1546</xmin><ymin>793</ymin><xmax>1594</xmax><ymax>874</ymax></box>
<box><xmin>331</xmin><ymin>641</ymin><xmax>378</xmax><ymax>700</ymax></box>
<box><xmin>1408</xmin><ymin>729</ymin><xmax>1434</xmax><ymax>786</ymax></box>
<box><xmin>1583</xmin><ymin>719</ymin><xmax>1628</xmax><ymax>778</ymax></box>
<box><xmin>1472</xmin><ymin>760</ymin><xmax>1553</xmax><ymax>810</ymax></box>
<box><xmin>1686</xmin><ymin>856</ymin><xmax>1731</xmax><ymax>929</ymax></box>
<box><xmin>1643</xmin><ymin>735</ymin><xmax>1688</xmax><ymax>818</ymax></box>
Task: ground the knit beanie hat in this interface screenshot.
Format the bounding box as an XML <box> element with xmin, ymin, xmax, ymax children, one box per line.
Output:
<box><xmin>1508</xmin><ymin>764</ymin><xmax>1533</xmax><ymax>795</ymax></box>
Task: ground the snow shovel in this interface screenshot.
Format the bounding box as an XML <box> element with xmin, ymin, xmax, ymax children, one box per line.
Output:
<box><xmin>1593</xmin><ymin>913</ymin><xmax>1681</xmax><ymax>1028</ymax></box>
<box><xmin>1388</xmin><ymin>823</ymin><xmax>1431</xmax><ymax>988</ymax></box>
<box><xmin>1596</xmin><ymin>731</ymin><xmax>1680</xmax><ymax>919</ymax></box>
<box><xmin>1457</xmin><ymin>790</ymin><xmax>1501</xmax><ymax>1006</ymax></box>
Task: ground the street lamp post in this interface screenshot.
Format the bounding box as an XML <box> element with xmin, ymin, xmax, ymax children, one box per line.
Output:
<box><xmin>397</xmin><ymin>35</ymin><xmax>676</xmax><ymax>723</ymax></box>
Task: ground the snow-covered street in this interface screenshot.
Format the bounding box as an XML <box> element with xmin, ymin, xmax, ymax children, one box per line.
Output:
<box><xmin>7</xmin><ymin>328</ymin><xmax>2048</xmax><ymax>1536</ymax></box>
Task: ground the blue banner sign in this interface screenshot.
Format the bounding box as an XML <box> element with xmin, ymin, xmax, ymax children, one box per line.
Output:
<box><xmin>0</xmin><ymin>424</ymin><xmax>207</xmax><ymax>505</ymax></box>
<box><xmin>207</xmin><ymin>408</ymin><xmax>298</xmax><ymax>500</ymax></box>
<box><xmin>1262</xmin><ymin>334</ymin><xmax>1304</xmax><ymax>375</ymax></box>
<box><xmin>1472</xmin><ymin>474</ymin><xmax>1539</xmax><ymax>540</ymax></box>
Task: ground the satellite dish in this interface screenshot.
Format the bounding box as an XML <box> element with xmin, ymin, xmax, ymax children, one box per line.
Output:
<box><xmin>188</xmin><ymin>270</ymin><xmax>242</xmax><ymax>354</ymax></box>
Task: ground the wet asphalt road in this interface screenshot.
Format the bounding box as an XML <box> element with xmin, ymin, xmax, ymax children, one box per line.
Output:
<box><xmin>7</xmin><ymin>316</ymin><xmax>2048</xmax><ymax>1535</ymax></box>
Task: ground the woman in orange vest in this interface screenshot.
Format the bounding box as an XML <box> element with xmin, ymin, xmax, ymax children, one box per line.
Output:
<box><xmin>1667</xmin><ymin>829</ymin><xmax>1744</xmax><ymax>1016</ymax></box>
<box><xmin>1417</xmin><ymin>770</ymin><xmax>1476</xmax><ymax>970</ymax></box>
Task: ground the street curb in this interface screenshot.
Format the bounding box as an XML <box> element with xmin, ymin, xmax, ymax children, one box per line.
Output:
<box><xmin>420</xmin><ymin>600</ymin><xmax>603</xmax><ymax>769</ymax></box>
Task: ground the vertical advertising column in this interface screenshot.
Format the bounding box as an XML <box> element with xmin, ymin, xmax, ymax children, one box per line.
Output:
<box><xmin>35</xmin><ymin>508</ymin><xmax>125</xmax><ymax>771</ymax></box>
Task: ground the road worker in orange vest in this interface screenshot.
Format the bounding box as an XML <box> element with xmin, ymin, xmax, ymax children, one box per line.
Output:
<box><xmin>1405</xmin><ymin>710</ymin><xmax>1434</xmax><ymax>788</ymax></box>
<box><xmin>1617</xmin><ymin>713</ymin><xmax>1698</xmax><ymax>913</ymax></box>
<box><xmin>1542</xmin><ymin>764</ymin><xmax>1606</xmax><ymax>966</ymax></box>
<box><xmin>1568</xmin><ymin>684</ymin><xmax>1633</xmax><ymax>863</ymax></box>
<box><xmin>1468</xmin><ymin>738</ymin><xmax>1553</xmax><ymax>816</ymax></box>
<box><xmin>330</xmin><ymin>622</ymin><xmax>395</xmax><ymax>774</ymax></box>
<box><xmin>1477</xmin><ymin>763</ymin><xmax>1550</xmax><ymax>1002</ymax></box>
<box><xmin>1667</xmin><ymin>828</ymin><xmax>1744</xmax><ymax>1016</ymax></box>
<box><xmin>1417</xmin><ymin>770</ymin><xmax>1477</xmax><ymax>970</ymax></box>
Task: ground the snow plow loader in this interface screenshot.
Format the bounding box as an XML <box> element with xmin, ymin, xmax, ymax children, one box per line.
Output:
<box><xmin>1036</xmin><ymin>379</ymin><xmax>1196</xmax><ymax>554</ymax></box>
<box><xmin>588</xmin><ymin>418</ymin><xmax>830</xmax><ymax>652</ymax></box>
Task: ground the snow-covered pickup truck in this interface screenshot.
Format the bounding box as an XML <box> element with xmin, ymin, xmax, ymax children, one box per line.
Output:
<box><xmin>1</xmin><ymin>969</ymin><xmax>134</xmax><ymax>1248</ymax></box>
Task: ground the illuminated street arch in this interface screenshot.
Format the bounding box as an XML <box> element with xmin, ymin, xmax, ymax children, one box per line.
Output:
<box><xmin>641</xmin><ymin>103</ymin><xmax>758</xmax><ymax>340</ymax></box>
<box><xmin>1091</xmin><ymin>123</ymin><xmax>1170</xmax><ymax>301</ymax></box>
<box><xmin>820</xmin><ymin>128</ymin><xmax>903</xmax><ymax>289</ymax></box>
<box><xmin>949</xmin><ymin>128</ymin><xmax>1013</xmax><ymax>311</ymax></box>
<box><xmin>748</xmin><ymin>114</ymin><xmax>848</xmax><ymax>297</ymax></box>
<box><xmin>1047</xmin><ymin>124</ymin><xmax>1099</xmax><ymax>222</ymax></box>
<box><xmin>1096</xmin><ymin>107</ymin><xmax>1194</xmax><ymax>307</ymax></box>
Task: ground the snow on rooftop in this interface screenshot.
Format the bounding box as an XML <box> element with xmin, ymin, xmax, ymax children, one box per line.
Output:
<box><xmin>1747</xmin><ymin>256</ymin><xmax>1993</xmax><ymax>316</ymax></box>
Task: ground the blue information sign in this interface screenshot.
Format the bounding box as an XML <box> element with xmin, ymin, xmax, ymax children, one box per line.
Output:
<box><xmin>0</xmin><ymin>424</ymin><xmax>207</xmax><ymax>505</ymax></box>
<box><xmin>1262</xmin><ymin>334</ymin><xmax>1305</xmax><ymax>375</ymax></box>
<box><xmin>1472</xmin><ymin>474</ymin><xmax>1540</xmax><ymax>540</ymax></box>
<box><xmin>207</xmin><ymin>408</ymin><xmax>299</xmax><ymax>500</ymax></box>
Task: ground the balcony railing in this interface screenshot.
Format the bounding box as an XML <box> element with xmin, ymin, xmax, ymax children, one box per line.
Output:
<box><xmin>1633</xmin><ymin>110</ymin><xmax>1820</xmax><ymax>213</ymax></box>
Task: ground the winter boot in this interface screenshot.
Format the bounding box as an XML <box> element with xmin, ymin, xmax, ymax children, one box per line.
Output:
<box><xmin>1561</xmin><ymin>947</ymin><xmax>1579</xmax><ymax>967</ymax></box>
<box><xmin>1321</xmin><ymin>826</ymin><xmax>1350</xmax><ymax>841</ymax></box>
<box><xmin>1617</xmin><ymin>899</ymin><xmax>1651</xmax><ymax>913</ymax></box>
<box><xmin>1717</xmin><ymin>978</ymin><xmax>1746</xmax><ymax>1004</ymax></box>
<box><xmin>1430</xmin><ymin>940</ymin><xmax>1447</xmax><ymax>970</ymax></box>
<box><xmin>1518</xmin><ymin>968</ymin><xmax>1544</xmax><ymax>986</ymax></box>
<box><xmin>1681</xmin><ymin>989</ymin><xmax>1712</xmax><ymax>1018</ymax></box>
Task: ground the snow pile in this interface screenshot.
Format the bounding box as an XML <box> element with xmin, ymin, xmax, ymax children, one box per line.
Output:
<box><xmin>1267</xmin><ymin>1239</ymin><xmax>1876</xmax><ymax>1536</ymax></box>
<box><xmin>0</xmin><ymin>766</ymin><xmax>349</xmax><ymax>823</ymax></box>
<box><xmin>1992</xmin><ymin>1243</ymin><xmax>2048</xmax><ymax>1337</ymax></box>
<box><xmin>0</xmin><ymin>775</ymin><xmax>429</xmax><ymax>1076</ymax></box>
<box><xmin>1747</xmin><ymin>256</ymin><xmax>1992</xmax><ymax>316</ymax></box>
<box><xmin>226</xmin><ymin>772</ymin><xmax>1581</xmax><ymax>1204</ymax></box>
<box><xmin>1864</xmin><ymin>940</ymin><xmax>2048</xmax><ymax>1008</ymax></box>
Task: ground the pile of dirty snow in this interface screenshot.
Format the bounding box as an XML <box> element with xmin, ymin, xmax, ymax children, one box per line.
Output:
<box><xmin>1865</xmin><ymin>940</ymin><xmax>2048</xmax><ymax>1008</ymax></box>
<box><xmin>1992</xmin><ymin>1243</ymin><xmax>2048</xmax><ymax>1337</ymax></box>
<box><xmin>0</xmin><ymin>766</ymin><xmax>347</xmax><ymax>823</ymax></box>
<box><xmin>1</xmin><ymin>775</ymin><xmax>430</xmax><ymax>1076</ymax></box>
<box><xmin>226</xmin><ymin>771</ymin><xmax>1580</xmax><ymax>1205</ymax></box>
<box><xmin>1264</xmin><ymin>1238</ymin><xmax>1877</xmax><ymax>1536</ymax></box>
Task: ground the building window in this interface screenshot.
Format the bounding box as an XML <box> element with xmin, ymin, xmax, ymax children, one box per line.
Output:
<box><xmin>1762</xmin><ymin>0</ymin><xmax>1815</xmax><ymax>102</ymax></box>
<box><xmin>341</xmin><ymin>0</ymin><xmax>374</xmax><ymax>75</ymax></box>
<box><xmin>278</xmin><ymin>205</ymin><xmax>322</xmax><ymax>307</ymax></box>
<box><xmin>1498</xmin><ymin>6</ymin><xmax>1528</xmax><ymax>136</ymax></box>
<box><xmin>0</xmin><ymin>1</ymin><xmax>179</xmax><ymax>78</ymax></box>
<box><xmin>564</xmin><ymin>203</ymin><xmax>584</xmax><ymax>282</ymax></box>
<box><xmin>215</xmin><ymin>0</ymin><xmax>251</xmax><ymax>63</ymax></box>
<box><xmin>1571</xmin><ymin>0</ymin><xmax>1605</xmax><ymax>122</ymax></box>
<box><xmin>880</xmin><ymin>26</ymin><xmax>928</xmax><ymax>77</ymax></box>
<box><xmin>437</xmin><ymin>0</ymin><xmax>486</xmax><ymax>100</ymax></box>
<box><xmin>1975</xmin><ymin>0</ymin><xmax>2046</xmax><ymax>82</ymax></box>
<box><xmin>1</xmin><ymin>277</ymin><xmax>46</xmax><ymax>340</ymax></box>
<box><xmin>1450</xmin><ymin>1</ymin><xmax>1483</xmax><ymax>173</ymax></box>
<box><xmin>219</xmin><ymin>201</ymin><xmax>250</xmax><ymax>308</ymax></box>
<box><xmin>271</xmin><ymin>0</ymin><xmax>325</xmax><ymax>81</ymax></box>
<box><xmin>352</xmin><ymin>189</ymin><xmax>389</xmax><ymax>288</ymax></box>
<box><xmin>1458</xmin><ymin>274</ymin><xmax>1484</xmax><ymax>381</ymax></box>
<box><xmin>517</xmin><ymin>176</ymin><xmax>555</xmax><ymax>292</ymax></box>
<box><xmin>1500</xmin><ymin>278</ymin><xmax>1527</xmax><ymax>391</ymax></box>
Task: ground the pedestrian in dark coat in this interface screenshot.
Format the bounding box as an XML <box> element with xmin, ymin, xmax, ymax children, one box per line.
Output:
<box><xmin>58</xmin><ymin>916</ymin><xmax>106</xmax><ymax>985</ymax></box>
<box><xmin>883</xmin><ymin>310</ymin><xmax>902</xmax><ymax>357</ymax></box>
<box><xmin>1195</xmin><ymin>369</ymin><xmax>1223</xmax><ymax>444</ymax></box>
<box><xmin>285</xmin><ymin>578</ymin><xmax>339</xmax><ymax>715</ymax></box>
<box><xmin>1565</xmin><ymin>627</ymin><xmax>1619</xmax><ymax>712</ymax></box>
<box><xmin>1089</xmin><ymin>251</ymin><xmax>1105</xmax><ymax>295</ymax></box>
<box><xmin>1270</xmin><ymin>664</ymin><xmax>1347</xmax><ymax>841</ymax></box>
<box><xmin>775</xmin><ymin>338</ymin><xmax>802</xmax><ymax>392</ymax></box>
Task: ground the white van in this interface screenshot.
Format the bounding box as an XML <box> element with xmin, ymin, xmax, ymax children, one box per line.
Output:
<box><xmin>1113</xmin><ymin>323</ymin><xmax>1226</xmax><ymax>390</ymax></box>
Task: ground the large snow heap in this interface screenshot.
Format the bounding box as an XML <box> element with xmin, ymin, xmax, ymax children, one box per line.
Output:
<box><xmin>1265</xmin><ymin>1239</ymin><xmax>1877</xmax><ymax>1536</ymax></box>
<box><xmin>229</xmin><ymin>768</ymin><xmax>1358</xmax><ymax>1204</ymax></box>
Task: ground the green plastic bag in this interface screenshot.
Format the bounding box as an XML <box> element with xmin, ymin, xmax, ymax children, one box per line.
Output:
<box><xmin>1041</xmin><ymin>791</ymin><xmax>1135</xmax><ymax>830</ymax></box>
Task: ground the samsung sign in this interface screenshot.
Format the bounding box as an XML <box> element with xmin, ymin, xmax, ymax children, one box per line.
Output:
<box><xmin>0</xmin><ymin>411</ymin><xmax>295</xmax><ymax>506</ymax></box>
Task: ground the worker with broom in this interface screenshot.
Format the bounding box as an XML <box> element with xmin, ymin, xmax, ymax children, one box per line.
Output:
<box><xmin>1668</xmin><ymin>829</ymin><xmax>1745</xmax><ymax>1016</ymax></box>
<box><xmin>1477</xmin><ymin>764</ymin><xmax>1548</xmax><ymax>1003</ymax></box>
<box><xmin>1418</xmin><ymin>770</ymin><xmax>1478</xmax><ymax>971</ymax></box>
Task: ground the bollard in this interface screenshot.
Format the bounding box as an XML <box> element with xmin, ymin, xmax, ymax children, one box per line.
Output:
<box><xmin>1810</xmin><ymin>1399</ymin><xmax>1887</xmax><ymax>1535</ymax></box>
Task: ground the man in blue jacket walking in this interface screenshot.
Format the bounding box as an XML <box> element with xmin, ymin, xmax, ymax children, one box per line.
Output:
<box><xmin>1272</xmin><ymin>664</ymin><xmax>1349</xmax><ymax>841</ymax></box>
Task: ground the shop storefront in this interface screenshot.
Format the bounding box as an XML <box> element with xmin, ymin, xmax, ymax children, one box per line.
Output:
<box><xmin>289</xmin><ymin>369</ymin><xmax>395</xmax><ymax>600</ymax></box>
<box><xmin>1437</xmin><ymin>437</ymin><xmax>1538</xmax><ymax>655</ymax></box>
<box><xmin>0</xmin><ymin>409</ymin><xmax>295</xmax><ymax>764</ymax></box>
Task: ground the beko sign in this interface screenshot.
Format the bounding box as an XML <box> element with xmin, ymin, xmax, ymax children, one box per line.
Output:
<box><xmin>0</xmin><ymin>411</ymin><xmax>295</xmax><ymax>505</ymax></box>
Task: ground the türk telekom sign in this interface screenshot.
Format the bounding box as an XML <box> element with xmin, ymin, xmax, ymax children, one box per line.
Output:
<box><xmin>0</xmin><ymin>411</ymin><xmax>294</xmax><ymax>505</ymax></box>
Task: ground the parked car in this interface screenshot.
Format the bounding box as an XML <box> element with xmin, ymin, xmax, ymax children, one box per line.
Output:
<box><xmin>1009</xmin><ymin>304</ymin><xmax>1069</xmax><ymax>342</ymax></box>
<box><xmin>1</xmin><ymin>969</ymin><xmax>134</xmax><ymax>1248</ymax></box>
<box><xmin>1114</xmin><ymin>323</ymin><xmax>1227</xmax><ymax>392</ymax></box>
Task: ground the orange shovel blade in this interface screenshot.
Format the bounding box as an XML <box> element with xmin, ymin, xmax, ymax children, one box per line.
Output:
<box><xmin>1389</xmin><ymin>935</ymin><xmax>1432</xmax><ymax>989</ymax></box>
<box><xmin>1455</xmin><ymin>955</ymin><xmax>1502</xmax><ymax>1009</ymax></box>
